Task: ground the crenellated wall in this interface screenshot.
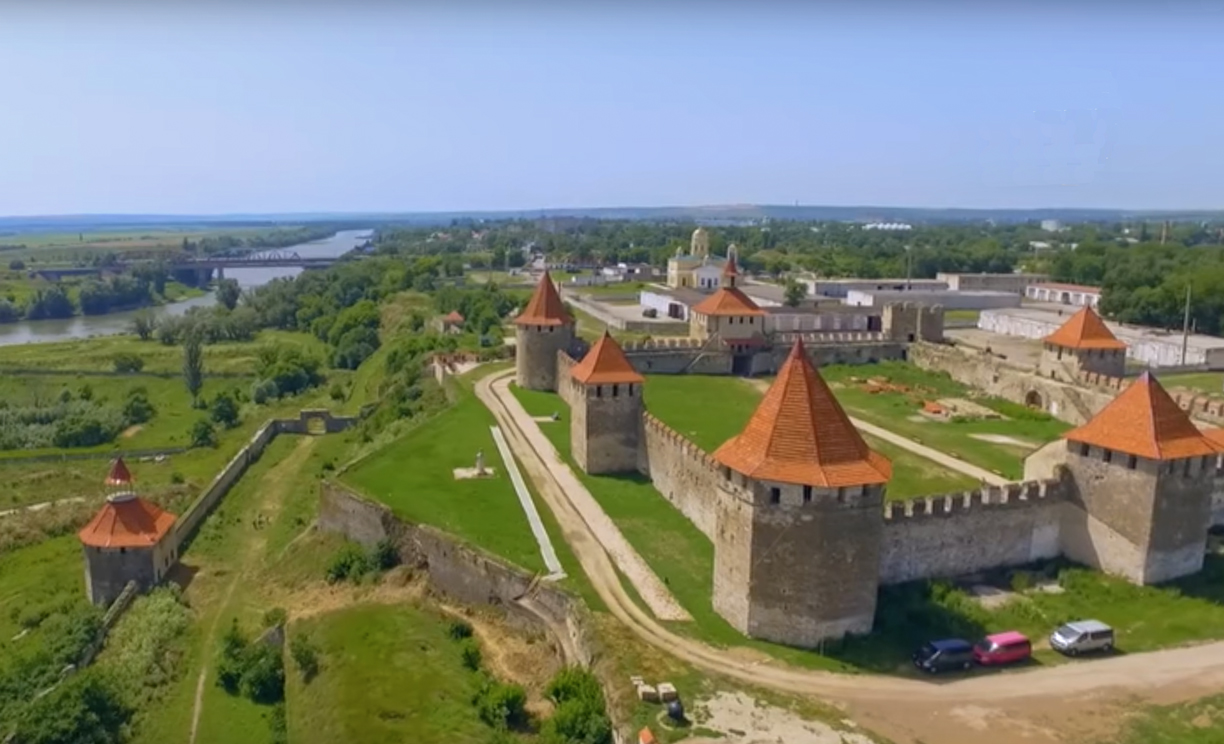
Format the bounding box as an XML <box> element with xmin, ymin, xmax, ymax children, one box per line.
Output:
<box><xmin>879</xmin><ymin>477</ymin><xmax>1070</xmax><ymax>584</ymax></box>
<box><xmin>637</xmin><ymin>414</ymin><xmax>725</xmax><ymax>539</ymax></box>
<box><xmin>556</xmin><ymin>351</ymin><xmax>581</xmax><ymax>408</ymax></box>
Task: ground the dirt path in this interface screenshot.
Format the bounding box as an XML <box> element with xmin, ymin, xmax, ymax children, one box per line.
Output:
<box><xmin>186</xmin><ymin>436</ymin><xmax>318</xmax><ymax>744</ymax></box>
<box><xmin>743</xmin><ymin>377</ymin><xmax>1009</xmax><ymax>486</ymax></box>
<box><xmin>478</xmin><ymin>369</ymin><xmax>1224</xmax><ymax>744</ymax></box>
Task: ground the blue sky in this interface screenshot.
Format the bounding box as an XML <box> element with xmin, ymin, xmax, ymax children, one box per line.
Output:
<box><xmin>0</xmin><ymin>2</ymin><xmax>1221</xmax><ymax>214</ymax></box>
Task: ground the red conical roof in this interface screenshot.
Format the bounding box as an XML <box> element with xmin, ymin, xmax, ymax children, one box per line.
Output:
<box><xmin>714</xmin><ymin>340</ymin><xmax>891</xmax><ymax>487</ymax></box>
<box><xmin>79</xmin><ymin>496</ymin><xmax>176</xmax><ymax>549</ymax></box>
<box><xmin>106</xmin><ymin>457</ymin><xmax>133</xmax><ymax>487</ymax></box>
<box><xmin>515</xmin><ymin>271</ymin><xmax>573</xmax><ymax>326</ymax></box>
<box><xmin>1044</xmin><ymin>307</ymin><xmax>1126</xmax><ymax>350</ymax></box>
<box><xmin>570</xmin><ymin>331</ymin><xmax>644</xmax><ymax>385</ymax></box>
<box><xmin>1066</xmin><ymin>372</ymin><xmax>1220</xmax><ymax>460</ymax></box>
<box><xmin>722</xmin><ymin>255</ymin><xmax>739</xmax><ymax>277</ymax></box>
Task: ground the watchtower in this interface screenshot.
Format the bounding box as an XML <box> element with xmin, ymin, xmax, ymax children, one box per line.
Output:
<box><xmin>78</xmin><ymin>458</ymin><xmax>178</xmax><ymax>606</ymax></box>
<box><xmin>710</xmin><ymin>340</ymin><xmax>892</xmax><ymax>645</ymax></box>
<box><xmin>568</xmin><ymin>331</ymin><xmax>645</xmax><ymax>474</ymax></box>
<box><xmin>1060</xmin><ymin>372</ymin><xmax>1219</xmax><ymax>584</ymax></box>
<box><xmin>1038</xmin><ymin>306</ymin><xmax>1126</xmax><ymax>382</ymax></box>
<box><xmin>514</xmin><ymin>271</ymin><xmax>575</xmax><ymax>391</ymax></box>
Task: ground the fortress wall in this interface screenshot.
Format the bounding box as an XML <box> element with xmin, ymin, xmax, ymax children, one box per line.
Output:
<box><xmin>637</xmin><ymin>413</ymin><xmax>724</xmax><ymax>539</ymax></box>
<box><xmin>879</xmin><ymin>478</ymin><xmax>1070</xmax><ymax>584</ymax></box>
<box><xmin>556</xmin><ymin>351</ymin><xmax>580</xmax><ymax>408</ymax></box>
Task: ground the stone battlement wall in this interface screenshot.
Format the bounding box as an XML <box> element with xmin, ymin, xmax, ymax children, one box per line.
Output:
<box><xmin>879</xmin><ymin>474</ymin><xmax>1071</xmax><ymax>584</ymax></box>
<box><xmin>637</xmin><ymin>413</ymin><xmax>724</xmax><ymax>539</ymax></box>
<box><xmin>556</xmin><ymin>351</ymin><xmax>580</xmax><ymax>407</ymax></box>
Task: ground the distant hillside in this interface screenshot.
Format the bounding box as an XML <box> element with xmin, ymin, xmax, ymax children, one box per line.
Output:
<box><xmin>2</xmin><ymin>204</ymin><xmax>1221</xmax><ymax>235</ymax></box>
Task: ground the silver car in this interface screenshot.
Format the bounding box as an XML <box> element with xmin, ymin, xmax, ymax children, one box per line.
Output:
<box><xmin>1050</xmin><ymin>620</ymin><xmax>1114</xmax><ymax>656</ymax></box>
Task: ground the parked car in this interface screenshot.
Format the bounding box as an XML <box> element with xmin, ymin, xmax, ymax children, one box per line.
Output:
<box><xmin>1050</xmin><ymin>620</ymin><xmax>1114</xmax><ymax>656</ymax></box>
<box><xmin>912</xmin><ymin>638</ymin><xmax>975</xmax><ymax>674</ymax></box>
<box><xmin>973</xmin><ymin>631</ymin><xmax>1032</xmax><ymax>666</ymax></box>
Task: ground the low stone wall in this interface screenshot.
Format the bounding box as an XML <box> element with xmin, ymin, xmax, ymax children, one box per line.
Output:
<box><xmin>319</xmin><ymin>482</ymin><xmax>601</xmax><ymax>667</ymax></box>
<box><xmin>637</xmin><ymin>414</ymin><xmax>723</xmax><ymax>539</ymax></box>
<box><xmin>879</xmin><ymin>478</ymin><xmax>1069</xmax><ymax>584</ymax></box>
<box><xmin>557</xmin><ymin>351</ymin><xmax>580</xmax><ymax>408</ymax></box>
<box><xmin>0</xmin><ymin>446</ymin><xmax>189</xmax><ymax>466</ymax></box>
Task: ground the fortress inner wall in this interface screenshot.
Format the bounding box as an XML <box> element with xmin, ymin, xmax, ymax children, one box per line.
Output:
<box><xmin>637</xmin><ymin>413</ymin><xmax>724</xmax><ymax>539</ymax></box>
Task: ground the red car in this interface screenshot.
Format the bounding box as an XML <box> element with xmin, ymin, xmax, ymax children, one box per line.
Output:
<box><xmin>973</xmin><ymin>631</ymin><xmax>1032</xmax><ymax>666</ymax></box>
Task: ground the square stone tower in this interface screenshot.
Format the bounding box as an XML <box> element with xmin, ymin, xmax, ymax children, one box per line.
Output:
<box><xmin>1038</xmin><ymin>307</ymin><xmax>1127</xmax><ymax>382</ymax></box>
<box><xmin>1060</xmin><ymin>372</ymin><xmax>1219</xmax><ymax>584</ymax></box>
<box><xmin>710</xmin><ymin>340</ymin><xmax>892</xmax><ymax>646</ymax></box>
<box><xmin>567</xmin><ymin>331</ymin><xmax>645</xmax><ymax>475</ymax></box>
<box><xmin>688</xmin><ymin>254</ymin><xmax>766</xmax><ymax>344</ymax></box>
<box><xmin>514</xmin><ymin>271</ymin><xmax>575</xmax><ymax>392</ymax></box>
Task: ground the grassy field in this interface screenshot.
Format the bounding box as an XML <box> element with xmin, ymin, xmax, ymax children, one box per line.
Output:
<box><xmin>816</xmin><ymin>362</ymin><xmax>1071</xmax><ymax>480</ymax></box>
<box><xmin>0</xmin><ymin>227</ymin><xmax>287</xmax><ymax>262</ymax></box>
<box><xmin>642</xmin><ymin>373</ymin><xmax>978</xmax><ymax>499</ymax></box>
<box><xmin>943</xmin><ymin>309</ymin><xmax>981</xmax><ymax>323</ymax></box>
<box><xmin>341</xmin><ymin>373</ymin><xmax>552</xmax><ymax>574</ymax></box>
<box><xmin>1110</xmin><ymin>692</ymin><xmax>1224</xmax><ymax>743</ymax></box>
<box><xmin>1162</xmin><ymin>370</ymin><xmax>1224</xmax><ymax>397</ymax></box>
<box><xmin>288</xmin><ymin>603</ymin><xmax>494</xmax><ymax>744</ymax></box>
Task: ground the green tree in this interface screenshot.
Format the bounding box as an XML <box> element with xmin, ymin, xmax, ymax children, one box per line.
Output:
<box><xmin>210</xmin><ymin>392</ymin><xmax>241</xmax><ymax>429</ymax></box>
<box><xmin>216</xmin><ymin>278</ymin><xmax>241</xmax><ymax>311</ymax></box>
<box><xmin>113</xmin><ymin>352</ymin><xmax>145</xmax><ymax>373</ymax></box>
<box><xmin>190</xmin><ymin>418</ymin><xmax>217</xmax><ymax>448</ymax></box>
<box><xmin>183</xmin><ymin>335</ymin><xmax>204</xmax><ymax>401</ymax></box>
<box><xmin>13</xmin><ymin>670</ymin><xmax>131</xmax><ymax>744</ymax></box>
<box><xmin>783</xmin><ymin>278</ymin><xmax>806</xmax><ymax>307</ymax></box>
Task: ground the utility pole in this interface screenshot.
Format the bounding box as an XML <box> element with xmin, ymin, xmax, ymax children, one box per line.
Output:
<box><xmin>1180</xmin><ymin>282</ymin><xmax>1192</xmax><ymax>366</ymax></box>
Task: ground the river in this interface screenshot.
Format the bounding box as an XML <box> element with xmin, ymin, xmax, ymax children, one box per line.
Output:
<box><xmin>0</xmin><ymin>229</ymin><xmax>373</xmax><ymax>347</ymax></box>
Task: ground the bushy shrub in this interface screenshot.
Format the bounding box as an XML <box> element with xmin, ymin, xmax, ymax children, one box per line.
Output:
<box><xmin>325</xmin><ymin>543</ymin><xmax>371</xmax><ymax>584</ymax></box>
<box><xmin>371</xmin><ymin>539</ymin><xmax>399</xmax><ymax>570</ymax></box>
<box><xmin>447</xmin><ymin>619</ymin><xmax>474</xmax><ymax>641</ymax></box>
<box><xmin>104</xmin><ymin>588</ymin><xmax>191</xmax><ymax>705</ymax></box>
<box><xmin>112</xmin><ymin>352</ymin><xmax>145</xmax><ymax>373</ymax></box>
<box><xmin>540</xmin><ymin>667</ymin><xmax>612</xmax><ymax>744</ymax></box>
<box><xmin>263</xmin><ymin>607</ymin><xmax>288</xmax><ymax>628</ymax></box>
<box><xmin>473</xmin><ymin>675</ymin><xmax>527</xmax><ymax>730</ymax></box>
<box><xmin>191</xmin><ymin>418</ymin><xmax>217</xmax><ymax>448</ymax></box>
<box><xmin>289</xmin><ymin>634</ymin><xmax>320</xmax><ymax>682</ymax></box>
<box><xmin>461</xmin><ymin>639</ymin><xmax>482</xmax><ymax>671</ymax></box>
<box><xmin>215</xmin><ymin>619</ymin><xmax>286</xmax><ymax>705</ymax></box>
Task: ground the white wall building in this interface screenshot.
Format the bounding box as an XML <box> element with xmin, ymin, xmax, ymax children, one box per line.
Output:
<box><xmin>1025</xmin><ymin>282</ymin><xmax>1102</xmax><ymax>309</ymax></box>
<box><xmin>801</xmin><ymin>277</ymin><xmax>947</xmax><ymax>299</ymax></box>
<box><xmin>845</xmin><ymin>289</ymin><xmax>1020</xmax><ymax>311</ymax></box>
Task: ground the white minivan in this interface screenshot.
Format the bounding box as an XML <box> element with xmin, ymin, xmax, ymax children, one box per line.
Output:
<box><xmin>1050</xmin><ymin>620</ymin><xmax>1114</xmax><ymax>656</ymax></box>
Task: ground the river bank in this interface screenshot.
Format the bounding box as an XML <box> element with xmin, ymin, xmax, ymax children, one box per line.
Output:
<box><xmin>0</xmin><ymin>229</ymin><xmax>372</xmax><ymax>346</ymax></box>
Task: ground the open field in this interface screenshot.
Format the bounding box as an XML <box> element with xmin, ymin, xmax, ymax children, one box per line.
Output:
<box><xmin>1110</xmin><ymin>691</ymin><xmax>1224</xmax><ymax>743</ymax></box>
<box><xmin>642</xmin><ymin>373</ymin><xmax>978</xmax><ymax>499</ymax></box>
<box><xmin>0</xmin><ymin>227</ymin><xmax>295</xmax><ymax>261</ymax></box>
<box><xmin>568</xmin><ymin>305</ymin><xmax>653</xmax><ymax>344</ymax></box>
<box><xmin>288</xmin><ymin>603</ymin><xmax>507</xmax><ymax>744</ymax></box>
<box><xmin>1162</xmin><ymin>370</ymin><xmax>1224</xmax><ymax>397</ymax></box>
<box><xmin>815</xmin><ymin>362</ymin><xmax>1071</xmax><ymax>480</ymax></box>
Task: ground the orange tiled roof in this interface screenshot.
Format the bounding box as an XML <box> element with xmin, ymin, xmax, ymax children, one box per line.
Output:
<box><xmin>722</xmin><ymin>254</ymin><xmax>739</xmax><ymax>277</ymax></box>
<box><xmin>691</xmin><ymin>287</ymin><xmax>765</xmax><ymax>317</ymax></box>
<box><xmin>442</xmin><ymin>310</ymin><xmax>464</xmax><ymax>323</ymax></box>
<box><xmin>1202</xmin><ymin>427</ymin><xmax>1224</xmax><ymax>451</ymax></box>
<box><xmin>1065</xmin><ymin>372</ymin><xmax>1221</xmax><ymax>460</ymax></box>
<box><xmin>106</xmin><ymin>457</ymin><xmax>133</xmax><ymax>486</ymax></box>
<box><xmin>714</xmin><ymin>340</ymin><xmax>892</xmax><ymax>487</ymax></box>
<box><xmin>1043</xmin><ymin>307</ymin><xmax>1126</xmax><ymax>350</ymax></box>
<box><xmin>638</xmin><ymin>728</ymin><xmax>657</xmax><ymax>744</ymax></box>
<box><xmin>570</xmin><ymin>331</ymin><xmax>644</xmax><ymax>385</ymax></box>
<box><xmin>515</xmin><ymin>271</ymin><xmax>573</xmax><ymax>326</ymax></box>
<box><xmin>78</xmin><ymin>495</ymin><xmax>177</xmax><ymax>549</ymax></box>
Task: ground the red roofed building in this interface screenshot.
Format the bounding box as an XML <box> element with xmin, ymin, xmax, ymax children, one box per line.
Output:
<box><xmin>710</xmin><ymin>340</ymin><xmax>891</xmax><ymax>646</ymax></box>
<box><xmin>515</xmin><ymin>271</ymin><xmax>577</xmax><ymax>392</ymax></box>
<box><xmin>689</xmin><ymin>253</ymin><xmax>767</xmax><ymax>353</ymax></box>
<box><xmin>569</xmin><ymin>331</ymin><xmax>645</xmax><ymax>474</ymax></box>
<box><xmin>1060</xmin><ymin>372</ymin><xmax>1223</xmax><ymax>584</ymax></box>
<box><xmin>79</xmin><ymin>458</ymin><xmax>179</xmax><ymax>606</ymax></box>
<box><xmin>1038</xmin><ymin>306</ymin><xmax>1127</xmax><ymax>380</ymax></box>
<box><xmin>434</xmin><ymin>310</ymin><xmax>465</xmax><ymax>334</ymax></box>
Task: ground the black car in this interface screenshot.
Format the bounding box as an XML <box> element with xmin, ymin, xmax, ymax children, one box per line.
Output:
<box><xmin>913</xmin><ymin>638</ymin><xmax>975</xmax><ymax>674</ymax></box>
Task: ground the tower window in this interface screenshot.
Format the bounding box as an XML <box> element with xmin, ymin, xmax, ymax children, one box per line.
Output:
<box><xmin>1127</xmin><ymin>455</ymin><xmax>1137</xmax><ymax>470</ymax></box>
<box><xmin>1079</xmin><ymin>442</ymin><xmax>1090</xmax><ymax>457</ymax></box>
<box><xmin>595</xmin><ymin>386</ymin><xmax>602</xmax><ymax>398</ymax></box>
<box><xmin>612</xmin><ymin>384</ymin><xmax>619</xmax><ymax>398</ymax></box>
<box><xmin>769</xmin><ymin>487</ymin><xmax>781</xmax><ymax>504</ymax></box>
<box><xmin>802</xmin><ymin>485</ymin><xmax>812</xmax><ymax>503</ymax></box>
<box><xmin>1184</xmin><ymin>458</ymin><xmax>1192</xmax><ymax>477</ymax></box>
<box><xmin>1103</xmin><ymin>449</ymin><xmax>1113</xmax><ymax>464</ymax></box>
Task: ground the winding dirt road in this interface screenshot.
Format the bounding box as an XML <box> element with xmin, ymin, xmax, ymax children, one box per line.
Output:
<box><xmin>476</xmin><ymin>369</ymin><xmax>1224</xmax><ymax>744</ymax></box>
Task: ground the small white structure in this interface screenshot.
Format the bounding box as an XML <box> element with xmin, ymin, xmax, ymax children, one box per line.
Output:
<box><xmin>1025</xmin><ymin>282</ymin><xmax>1101</xmax><ymax>309</ymax></box>
<box><xmin>845</xmin><ymin>289</ymin><xmax>1020</xmax><ymax>311</ymax></box>
<box><xmin>937</xmin><ymin>272</ymin><xmax>1049</xmax><ymax>294</ymax></box>
<box><xmin>801</xmin><ymin>277</ymin><xmax>947</xmax><ymax>299</ymax></box>
<box><xmin>1041</xmin><ymin>219</ymin><xmax>1065</xmax><ymax>232</ymax></box>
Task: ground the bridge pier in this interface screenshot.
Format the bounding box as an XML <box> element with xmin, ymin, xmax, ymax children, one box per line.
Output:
<box><xmin>196</xmin><ymin>268</ymin><xmax>213</xmax><ymax>287</ymax></box>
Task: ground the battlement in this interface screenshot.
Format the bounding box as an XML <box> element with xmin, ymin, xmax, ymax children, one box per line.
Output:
<box><xmin>774</xmin><ymin>331</ymin><xmax>887</xmax><ymax>345</ymax></box>
<box><xmin>641</xmin><ymin>412</ymin><xmax>720</xmax><ymax>470</ymax></box>
<box><xmin>1077</xmin><ymin>370</ymin><xmax>1127</xmax><ymax>392</ymax></box>
<box><xmin>1077</xmin><ymin>368</ymin><xmax>1224</xmax><ymax>423</ymax></box>
<box><xmin>883</xmin><ymin>478</ymin><xmax>1066</xmax><ymax>521</ymax></box>
<box><xmin>622</xmin><ymin>338</ymin><xmax>705</xmax><ymax>352</ymax></box>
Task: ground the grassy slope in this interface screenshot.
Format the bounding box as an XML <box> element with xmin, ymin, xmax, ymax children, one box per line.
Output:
<box><xmin>288</xmin><ymin>604</ymin><xmax>491</xmax><ymax>744</ymax></box>
<box><xmin>642</xmin><ymin>373</ymin><xmax>978</xmax><ymax>500</ymax></box>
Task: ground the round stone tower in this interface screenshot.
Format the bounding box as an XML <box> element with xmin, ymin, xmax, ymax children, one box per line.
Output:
<box><xmin>514</xmin><ymin>270</ymin><xmax>575</xmax><ymax>391</ymax></box>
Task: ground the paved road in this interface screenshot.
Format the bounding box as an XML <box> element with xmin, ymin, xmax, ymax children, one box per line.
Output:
<box><xmin>477</xmin><ymin>368</ymin><xmax>1224</xmax><ymax>744</ymax></box>
<box><xmin>742</xmin><ymin>378</ymin><xmax>1010</xmax><ymax>486</ymax></box>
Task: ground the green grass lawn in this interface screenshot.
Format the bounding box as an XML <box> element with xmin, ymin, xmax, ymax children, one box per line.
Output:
<box><xmin>816</xmin><ymin>362</ymin><xmax>1071</xmax><ymax>480</ymax></box>
<box><xmin>341</xmin><ymin>377</ymin><xmax>550</xmax><ymax>573</ymax></box>
<box><xmin>287</xmin><ymin>603</ymin><xmax>493</xmax><ymax>744</ymax></box>
<box><xmin>1110</xmin><ymin>691</ymin><xmax>1224</xmax><ymax>743</ymax></box>
<box><xmin>641</xmin><ymin>374</ymin><xmax>978</xmax><ymax>499</ymax></box>
<box><xmin>1162</xmin><ymin>371</ymin><xmax>1224</xmax><ymax>397</ymax></box>
<box><xmin>0</xmin><ymin>535</ymin><xmax>85</xmax><ymax>642</ymax></box>
<box><xmin>943</xmin><ymin>309</ymin><xmax>981</xmax><ymax>323</ymax></box>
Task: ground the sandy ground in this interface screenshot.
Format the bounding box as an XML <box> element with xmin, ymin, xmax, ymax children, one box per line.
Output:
<box><xmin>682</xmin><ymin>691</ymin><xmax>875</xmax><ymax>744</ymax></box>
<box><xmin>971</xmin><ymin>433</ymin><xmax>1038</xmax><ymax>447</ymax></box>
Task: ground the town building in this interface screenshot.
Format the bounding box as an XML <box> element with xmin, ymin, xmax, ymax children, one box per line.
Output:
<box><xmin>1037</xmin><ymin>306</ymin><xmax>1127</xmax><ymax>381</ymax></box>
<box><xmin>1025</xmin><ymin>282</ymin><xmax>1102</xmax><ymax>308</ymax></box>
<box><xmin>78</xmin><ymin>458</ymin><xmax>178</xmax><ymax>606</ymax></box>
<box><xmin>433</xmin><ymin>310</ymin><xmax>465</xmax><ymax>334</ymax></box>
<box><xmin>845</xmin><ymin>289</ymin><xmax>1021</xmax><ymax>311</ymax></box>
<box><xmin>936</xmin><ymin>272</ymin><xmax>1050</xmax><ymax>294</ymax></box>
<box><xmin>801</xmin><ymin>277</ymin><xmax>948</xmax><ymax>299</ymax></box>
<box><xmin>666</xmin><ymin>228</ymin><xmax>729</xmax><ymax>289</ymax></box>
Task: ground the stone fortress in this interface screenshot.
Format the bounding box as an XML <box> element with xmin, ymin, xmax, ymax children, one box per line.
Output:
<box><xmin>515</xmin><ymin>260</ymin><xmax>1224</xmax><ymax>647</ymax></box>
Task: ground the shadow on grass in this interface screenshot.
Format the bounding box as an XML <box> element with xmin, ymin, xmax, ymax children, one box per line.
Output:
<box><xmin>166</xmin><ymin>560</ymin><xmax>201</xmax><ymax>595</ymax></box>
<box><xmin>1173</xmin><ymin>553</ymin><xmax>1224</xmax><ymax>605</ymax></box>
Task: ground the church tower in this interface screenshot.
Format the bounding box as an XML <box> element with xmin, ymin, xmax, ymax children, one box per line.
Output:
<box><xmin>690</xmin><ymin>227</ymin><xmax>710</xmax><ymax>259</ymax></box>
<box><xmin>514</xmin><ymin>271</ymin><xmax>575</xmax><ymax>391</ymax></box>
<box><xmin>711</xmin><ymin>340</ymin><xmax>892</xmax><ymax>645</ymax></box>
<box><xmin>568</xmin><ymin>331</ymin><xmax>645</xmax><ymax>474</ymax></box>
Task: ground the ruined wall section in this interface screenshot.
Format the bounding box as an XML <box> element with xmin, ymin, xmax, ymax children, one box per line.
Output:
<box><xmin>879</xmin><ymin>478</ymin><xmax>1069</xmax><ymax>584</ymax></box>
<box><xmin>636</xmin><ymin>413</ymin><xmax>724</xmax><ymax>539</ymax></box>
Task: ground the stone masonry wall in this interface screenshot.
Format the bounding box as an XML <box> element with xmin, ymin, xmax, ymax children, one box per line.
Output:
<box><xmin>319</xmin><ymin>482</ymin><xmax>600</xmax><ymax>667</ymax></box>
<box><xmin>637</xmin><ymin>414</ymin><xmax>724</xmax><ymax>539</ymax></box>
<box><xmin>879</xmin><ymin>479</ymin><xmax>1069</xmax><ymax>584</ymax></box>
